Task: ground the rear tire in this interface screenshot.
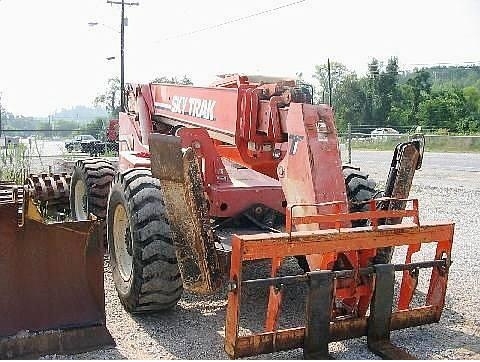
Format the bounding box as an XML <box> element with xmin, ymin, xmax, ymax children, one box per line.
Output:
<box><xmin>296</xmin><ymin>166</ymin><xmax>380</xmax><ymax>272</ymax></box>
<box><xmin>107</xmin><ymin>168</ymin><xmax>183</xmax><ymax>313</ymax></box>
<box><xmin>70</xmin><ymin>158</ymin><xmax>115</xmax><ymax>220</ymax></box>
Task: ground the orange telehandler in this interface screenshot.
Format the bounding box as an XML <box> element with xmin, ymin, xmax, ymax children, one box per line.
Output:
<box><xmin>68</xmin><ymin>74</ymin><xmax>454</xmax><ymax>359</ymax></box>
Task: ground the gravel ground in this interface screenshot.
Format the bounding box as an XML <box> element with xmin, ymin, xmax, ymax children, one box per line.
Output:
<box><xmin>41</xmin><ymin>150</ymin><xmax>480</xmax><ymax>360</ymax></box>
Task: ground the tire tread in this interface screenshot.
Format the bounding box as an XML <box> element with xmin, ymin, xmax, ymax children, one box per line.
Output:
<box><xmin>108</xmin><ymin>169</ymin><xmax>182</xmax><ymax>313</ymax></box>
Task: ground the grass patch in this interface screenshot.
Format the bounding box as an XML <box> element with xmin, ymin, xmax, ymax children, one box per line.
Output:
<box><xmin>0</xmin><ymin>143</ymin><xmax>30</xmax><ymax>183</ymax></box>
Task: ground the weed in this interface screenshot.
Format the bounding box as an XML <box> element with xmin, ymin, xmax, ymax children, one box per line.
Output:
<box><xmin>0</xmin><ymin>143</ymin><xmax>30</xmax><ymax>183</ymax></box>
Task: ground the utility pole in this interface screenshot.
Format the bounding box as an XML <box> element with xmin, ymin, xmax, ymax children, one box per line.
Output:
<box><xmin>347</xmin><ymin>122</ymin><xmax>352</xmax><ymax>164</ymax></box>
<box><xmin>106</xmin><ymin>0</ymin><xmax>139</xmax><ymax>112</ymax></box>
<box><xmin>111</xmin><ymin>90</ymin><xmax>116</xmax><ymax>115</ymax></box>
<box><xmin>327</xmin><ymin>58</ymin><xmax>332</xmax><ymax>107</ymax></box>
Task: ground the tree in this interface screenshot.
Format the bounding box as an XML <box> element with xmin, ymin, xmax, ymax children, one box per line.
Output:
<box><xmin>333</xmin><ymin>74</ymin><xmax>367</xmax><ymax>130</ymax></box>
<box><xmin>309</xmin><ymin>58</ymin><xmax>480</xmax><ymax>134</ymax></box>
<box><xmin>313</xmin><ymin>61</ymin><xmax>351</xmax><ymax>105</ymax></box>
<box><xmin>364</xmin><ymin>57</ymin><xmax>400</xmax><ymax>126</ymax></box>
<box><xmin>406</xmin><ymin>69</ymin><xmax>432</xmax><ymax>123</ymax></box>
<box><xmin>418</xmin><ymin>87</ymin><xmax>468</xmax><ymax>132</ymax></box>
<box><xmin>80</xmin><ymin>118</ymin><xmax>107</xmax><ymax>139</ymax></box>
<box><xmin>463</xmin><ymin>86</ymin><xmax>480</xmax><ymax>113</ymax></box>
<box><xmin>461</xmin><ymin>86</ymin><xmax>480</xmax><ymax>133</ymax></box>
<box><xmin>94</xmin><ymin>77</ymin><xmax>121</xmax><ymax>117</ymax></box>
<box><xmin>389</xmin><ymin>69</ymin><xmax>432</xmax><ymax>127</ymax></box>
<box><xmin>381</xmin><ymin>57</ymin><xmax>400</xmax><ymax>125</ymax></box>
<box><xmin>364</xmin><ymin>58</ymin><xmax>380</xmax><ymax>123</ymax></box>
<box><xmin>50</xmin><ymin>119</ymin><xmax>80</xmax><ymax>138</ymax></box>
<box><xmin>152</xmin><ymin>75</ymin><xmax>193</xmax><ymax>85</ymax></box>
<box><xmin>0</xmin><ymin>104</ymin><xmax>5</xmax><ymax>124</ymax></box>
<box><xmin>389</xmin><ymin>83</ymin><xmax>414</xmax><ymax>127</ymax></box>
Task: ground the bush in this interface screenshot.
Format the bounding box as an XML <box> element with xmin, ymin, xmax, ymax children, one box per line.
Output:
<box><xmin>0</xmin><ymin>143</ymin><xmax>29</xmax><ymax>183</ymax></box>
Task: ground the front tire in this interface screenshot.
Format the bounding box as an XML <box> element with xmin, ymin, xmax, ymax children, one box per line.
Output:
<box><xmin>107</xmin><ymin>168</ymin><xmax>183</xmax><ymax>313</ymax></box>
<box><xmin>343</xmin><ymin>166</ymin><xmax>392</xmax><ymax>263</ymax></box>
<box><xmin>343</xmin><ymin>166</ymin><xmax>377</xmax><ymax>226</ymax></box>
<box><xmin>296</xmin><ymin>166</ymin><xmax>380</xmax><ymax>272</ymax></box>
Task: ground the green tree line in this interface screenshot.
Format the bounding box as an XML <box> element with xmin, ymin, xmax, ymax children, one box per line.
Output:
<box><xmin>313</xmin><ymin>58</ymin><xmax>480</xmax><ymax>134</ymax></box>
<box><xmin>3</xmin><ymin>67</ymin><xmax>479</xmax><ymax>139</ymax></box>
<box><xmin>0</xmin><ymin>115</ymin><xmax>109</xmax><ymax>140</ymax></box>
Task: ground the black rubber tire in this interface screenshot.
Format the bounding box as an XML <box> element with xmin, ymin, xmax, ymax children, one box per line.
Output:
<box><xmin>343</xmin><ymin>166</ymin><xmax>377</xmax><ymax>226</ymax></box>
<box><xmin>343</xmin><ymin>166</ymin><xmax>393</xmax><ymax>263</ymax></box>
<box><xmin>70</xmin><ymin>158</ymin><xmax>115</xmax><ymax>220</ymax></box>
<box><xmin>107</xmin><ymin>168</ymin><xmax>183</xmax><ymax>313</ymax></box>
<box><xmin>296</xmin><ymin>166</ymin><xmax>379</xmax><ymax>272</ymax></box>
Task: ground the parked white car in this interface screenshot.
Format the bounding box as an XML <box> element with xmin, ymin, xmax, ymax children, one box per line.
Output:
<box><xmin>370</xmin><ymin>127</ymin><xmax>400</xmax><ymax>139</ymax></box>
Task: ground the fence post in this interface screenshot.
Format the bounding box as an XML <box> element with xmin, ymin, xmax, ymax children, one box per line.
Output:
<box><xmin>347</xmin><ymin>122</ymin><xmax>352</xmax><ymax>164</ymax></box>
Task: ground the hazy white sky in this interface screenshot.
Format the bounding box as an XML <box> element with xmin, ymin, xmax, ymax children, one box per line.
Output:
<box><xmin>0</xmin><ymin>0</ymin><xmax>479</xmax><ymax>116</ymax></box>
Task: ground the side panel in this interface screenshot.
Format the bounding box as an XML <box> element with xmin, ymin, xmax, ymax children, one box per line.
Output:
<box><xmin>278</xmin><ymin>103</ymin><xmax>347</xmax><ymax>216</ymax></box>
<box><xmin>152</xmin><ymin>84</ymin><xmax>240</xmax><ymax>144</ymax></box>
<box><xmin>118</xmin><ymin>112</ymin><xmax>149</xmax><ymax>171</ymax></box>
<box><xmin>277</xmin><ymin>103</ymin><xmax>348</xmax><ymax>271</ymax></box>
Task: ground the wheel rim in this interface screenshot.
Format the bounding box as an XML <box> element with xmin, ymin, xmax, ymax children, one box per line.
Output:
<box><xmin>113</xmin><ymin>203</ymin><xmax>133</xmax><ymax>281</ymax></box>
<box><xmin>74</xmin><ymin>179</ymin><xmax>88</xmax><ymax>220</ymax></box>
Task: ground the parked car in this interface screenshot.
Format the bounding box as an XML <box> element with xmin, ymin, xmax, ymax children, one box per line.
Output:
<box><xmin>370</xmin><ymin>127</ymin><xmax>400</xmax><ymax>139</ymax></box>
<box><xmin>90</xmin><ymin>139</ymin><xmax>119</xmax><ymax>156</ymax></box>
<box><xmin>65</xmin><ymin>134</ymin><xmax>101</xmax><ymax>153</ymax></box>
<box><xmin>91</xmin><ymin>119</ymin><xmax>119</xmax><ymax>155</ymax></box>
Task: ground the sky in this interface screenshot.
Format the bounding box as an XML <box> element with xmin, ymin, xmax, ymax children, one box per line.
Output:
<box><xmin>0</xmin><ymin>0</ymin><xmax>479</xmax><ymax>117</ymax></box>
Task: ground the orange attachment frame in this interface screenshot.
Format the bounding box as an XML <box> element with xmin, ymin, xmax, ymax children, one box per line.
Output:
<box><xmin>286</xmin><ymin>197</ymin><xmax>420</xmax><ymax>233</ymax></box>
<box><xmin>224</xmin><ymin>198</ymin><xmax>454</xmax><ymax>359</ymax></box>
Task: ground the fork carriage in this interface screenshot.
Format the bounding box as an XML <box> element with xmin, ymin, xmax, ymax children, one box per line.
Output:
<box><xmin>225</xmin><ymin>198</ymin><xmax>454</xmax><ymax>359</ymax></box>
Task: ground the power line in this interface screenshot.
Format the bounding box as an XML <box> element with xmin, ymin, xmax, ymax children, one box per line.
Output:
<box><xmin>155</xmin><ymin>0</ymin><xmax>307</xmax><ymax>43</ymax></box>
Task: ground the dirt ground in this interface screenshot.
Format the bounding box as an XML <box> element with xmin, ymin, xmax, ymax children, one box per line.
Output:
<box><xmin>35</xmin><ymin>147</ymin><xmax>480</xmax><ymax>360</ymax></box>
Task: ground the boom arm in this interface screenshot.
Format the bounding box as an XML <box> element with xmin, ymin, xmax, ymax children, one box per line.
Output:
<box><xmin>121</xmin><ymin>75</ymin><xmax>347</xmax><ymax>215</ymax></box>
<box><xmin>123</xmin><ymin>76</ymin><xmax>338</xmax><ymax>179</ymax></box>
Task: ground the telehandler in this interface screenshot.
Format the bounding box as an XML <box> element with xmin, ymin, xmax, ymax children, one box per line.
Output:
<box><xmin>65</xmin><ymin>74</ymin><xmax>454</xmax><ymax>358</ymax></box>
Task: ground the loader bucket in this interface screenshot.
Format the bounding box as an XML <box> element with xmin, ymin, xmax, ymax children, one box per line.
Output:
<box><xmin>224</xmin><ymin>198</ymin><xmax>454</xmax><ymax>359</ymax></box>
<box><xmin>0</xmin><ymin>191</ymin><xmax>114</xmax><ymax>358</ymax></box>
